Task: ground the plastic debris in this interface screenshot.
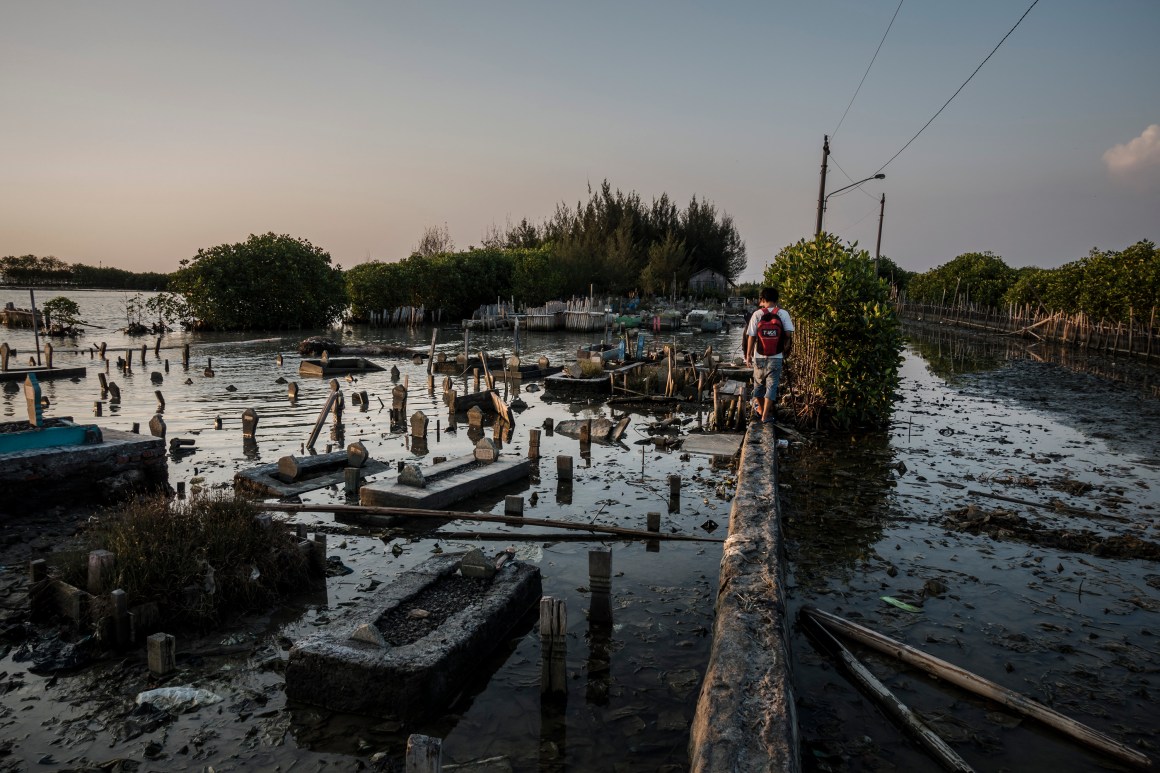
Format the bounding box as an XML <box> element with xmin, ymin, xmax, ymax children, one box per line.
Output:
<box><xmin>880</xmin><ymin>596</ymin><xmax>922</xmax><ymax>613</ymax></box>
<box><xmin>135</xmin><ymin>686</ymin><xmax>223</xmax><ymax>713</ymax></box>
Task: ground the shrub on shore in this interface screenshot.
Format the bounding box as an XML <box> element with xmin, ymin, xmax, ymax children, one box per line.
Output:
<box><xmin>71</xmin><ymin>494</ymin><xmax>313</xmax><ymax>630</ymax></box>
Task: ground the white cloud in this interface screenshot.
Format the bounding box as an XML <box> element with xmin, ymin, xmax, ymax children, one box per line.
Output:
<box><xmin>1103</xmin><ymin>124</ymin><xmax>1160</xmax><ymax>181</ymax></box>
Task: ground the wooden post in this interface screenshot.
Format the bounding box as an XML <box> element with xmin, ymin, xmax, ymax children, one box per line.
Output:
<box><xmin>528</xmin><ymin>428</ymin><xmax>541</xmax><ymax>460</ymax></box>
<box><xmin>88</xmin><ymin>549</ymin><xmax>115</xmax><ymax>594</ymax></box>
<box><xmin>344</xmin><ymin>467</ymin><xmax>361</xmax><ymax>495</ymax></box>
<box><xmin>505</xmin><ymin>495</ymin><xmax>524</xmax><ymax>517</ymax></box>
<box><xmin>111</xmin><ymin>588</ymin><xmax>130</xmax><ymax>646</ymax></box>
<box><xmin>473</xmin><ymin>368</ymin><xmax>481</xmax><ymax>393</ymax></box>
<box><xmin>646</xmin><ymin>511</ymin><xmax>661</xmax><ymax>553</ymax></box>
<box><xmin>540</xmin><ymin>596</ymin><xmax>567</xmax><ymax>695</ymax></box>
<box><xmin>406</xmin><ymin>734</ymin><xmax>443</xmax><ymax>773</ymax></box>
<box><xmin>154</xmin><ymin>336</ymin><xmax>161</xmax><ymax>357</ymax></box>
<box><xmin>310</xmin><ymin>534</ymin><xmax>327</xmax><ymax>573</ymax></box>
<box><xmin>28</xmin><ymin>559</ymin><xmax>47</xmax><ymax>618</ymax></box>
<box><xmin>589</xmin><ymin>548</ymin><xmax>613</xmax><ymax>624</ymax></box>
<box><xmin>155</xmin><ymin>390</ymin><xmax>165</xmax><ymax>411</ymax></box>
<box><xmin>647</xmin><ymin>511</ymin><xmax>661</xmax><ymax>532</ymax></box>
<box><xmin>147</xmin><ymin>633</ymin><xmax>176</xmax><ymax>675</ymax></box>
<box><xmin>557</xmin><ymin>455</ymin><xmax>573</xmax><ymax>481</ymax></box>
<box><xmin>44</xmin><ymin>342</ymin><xmax>53</xmax><ymax>369</ymax></box>
<box><xmin>668</xmin><ymin>474</ymin><xmax>680</xmax><ymax>513</ymax></box>
<box><xmin>182</xmin><ymin>343</ymin><xmax>190</xmax><ymax>368</ymax></box>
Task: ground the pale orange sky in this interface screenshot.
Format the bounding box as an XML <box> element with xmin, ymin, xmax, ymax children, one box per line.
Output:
<box><xmin>3</xmin><ymin>1</ymin><xmax>1157</xmax><ymax>280</ymax></box>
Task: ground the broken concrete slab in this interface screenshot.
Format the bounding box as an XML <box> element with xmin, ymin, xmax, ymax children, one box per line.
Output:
<box><xmin>682</xmin><ymin>433</ymin><xmax>743</xmax><ymax>459</ymax></box>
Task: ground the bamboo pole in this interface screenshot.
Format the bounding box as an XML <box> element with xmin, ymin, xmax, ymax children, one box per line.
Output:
<box><xmin>801</xmin><ymin>613</ymin><xmax>974</xmax><ymax>772</ymax></box>
<box><xmin>258</xmin><ymin>502</ymin><xmax>724</xmax><ymax>543</ymax></box>
<box><xmin>1148</xmin><ymin>307</ymin><xmax>1156</xmax><ymax>359</ymax></box>
<box><xmin>805</xmin><ymin>608</ymin><xmax>1153</xmax><ymax>770</ymax></box>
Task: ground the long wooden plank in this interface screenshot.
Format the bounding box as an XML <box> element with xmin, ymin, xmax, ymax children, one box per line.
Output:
<box><xmin>258</xmin><ymin>501</ymin><xmax>723</xmax><ymax>543</ymax></box>
<box><xmin>804</xmin><ymin>607</ymin><xmax>1153</xmax><ymax>770</ymax></box>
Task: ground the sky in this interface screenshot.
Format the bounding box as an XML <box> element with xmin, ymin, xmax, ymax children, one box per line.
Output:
<box><xmin>2</xmin><ymin>1</ymin><xmax>1158</xmax><ymax>282</ymax></box>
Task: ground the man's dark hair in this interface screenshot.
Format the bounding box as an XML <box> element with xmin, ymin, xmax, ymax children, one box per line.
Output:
<box><xmin>760</xmin><ymin>287</ymin><xmax>779</xmax><ymax>304</ymax></box>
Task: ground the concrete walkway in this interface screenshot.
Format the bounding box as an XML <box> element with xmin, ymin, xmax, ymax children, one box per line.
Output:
<box><xmin>688</xmin><ymin>421</ymin><xmax>799</xmax><ymax>772</ymax></box>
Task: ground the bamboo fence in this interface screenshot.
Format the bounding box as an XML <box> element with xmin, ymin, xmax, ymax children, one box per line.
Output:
<box><xmin>895</xmin><ymin>295</ymin><xmax>1159</xmax><ymax>363</ymax></box>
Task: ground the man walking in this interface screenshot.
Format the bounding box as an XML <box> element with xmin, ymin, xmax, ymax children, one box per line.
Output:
<box><xmin>744</xmin><ymin>287</ymin><xmax>794</xmax><ymax>424</ymax></box>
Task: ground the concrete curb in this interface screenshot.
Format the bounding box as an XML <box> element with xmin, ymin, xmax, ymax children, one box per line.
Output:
<box><xmin>689</xmin><ymin>421</ymin><xmax>798</xmax><ymax>772</ymax></box>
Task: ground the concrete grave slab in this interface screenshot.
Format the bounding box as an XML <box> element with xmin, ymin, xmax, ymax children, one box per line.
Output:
<box><xmin>234</xmin><ymin>450</ymin><xmax>388</xmax><ymax>497</ymax></box>
<box><xmin>360</xmin><ymin>453</ymin><xmax>532</xmax><ymax>510</ymax></box>
<box><xmin>285</xmin><ymin>553</ymin><xmax>541</xmax><ymax>721</ymax></box>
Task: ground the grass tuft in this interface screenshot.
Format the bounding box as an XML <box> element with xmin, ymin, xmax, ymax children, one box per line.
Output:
<box><xmin>71</xmin><ymin>493</ymin><xmax>313</xmax><ymax>630</ymax></box>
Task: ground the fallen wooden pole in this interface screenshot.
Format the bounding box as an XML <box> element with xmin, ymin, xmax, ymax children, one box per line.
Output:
<box><xmin>258</xmin><ymin>502</ymin><xmax>724</xmax><ymax>543</ymax></box>
<box><xmin>801</xmin><ymin>612</ymin><xmax>974</xmax><ymax>772</ymax></box>
<box><xmin>803</xmin><ymin>607</ymin><xmax>1153</xmax><ymax>770</ymax></box>
<box><xmin>967</xmin><ymin>489</ymin><xmax>1130</xmax><ymax>523</ymax></box>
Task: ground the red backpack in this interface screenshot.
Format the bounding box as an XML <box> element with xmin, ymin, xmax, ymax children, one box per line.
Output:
<box><xmin>755</xmin><ymin>306</ymin><xmax>785</xmax><ymax>356</ymax></box>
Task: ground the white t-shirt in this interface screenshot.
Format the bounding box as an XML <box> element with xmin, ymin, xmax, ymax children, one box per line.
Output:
<box><xmin>746</xmin><ymin>306</ymin><xmax>794</xmax><ymax>359</ymax></box>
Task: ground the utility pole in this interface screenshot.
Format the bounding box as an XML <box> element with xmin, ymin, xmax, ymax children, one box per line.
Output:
<box><xmin>814</xmin><ymin>135</ymin><xmax>830</xmax><ymax>237</ymax></box>
<box><xmin>875</xmin><ymin>193</ymin><xmax>886</xmax><ymax>277</ymax></box>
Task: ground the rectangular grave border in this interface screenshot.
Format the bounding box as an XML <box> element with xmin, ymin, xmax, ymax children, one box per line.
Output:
<box><xmin>285</xmin><ymin>553</ymin><xmax>542</xmax><ymax>721</ymax></box>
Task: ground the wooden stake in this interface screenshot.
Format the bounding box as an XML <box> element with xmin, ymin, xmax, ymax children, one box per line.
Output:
<box><xmin>406</xmin><ymin>734</ymin><xmax>442</xmax><ymax>773</ymax></box>
<box><xmin>540</xmin><ymin>596</ymin><xmax>567</xmax><ymax>694</ymax></box>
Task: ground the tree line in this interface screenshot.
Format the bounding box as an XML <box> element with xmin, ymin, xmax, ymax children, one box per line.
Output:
<box><xmin>0</xmin><ymin>254</ymin><xmax>169</xmax><ymax>290</ymax></box>
<box><xmin>904</xmin><ymin>240</ymin><xmax>1158</xmax><ymax>323</ymax></box>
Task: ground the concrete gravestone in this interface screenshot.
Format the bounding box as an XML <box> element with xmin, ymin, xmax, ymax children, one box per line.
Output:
<box><xmin>399</xmin><ymin>462</ymin><xmax>426</xmax><ymax>488</ymax></box>
<box><xmin>474</xmin><ymin>438</ymin><xmax>498</xmax><ymax>463</ymax></box>
<box><xmin>347</xmin><ymin>441</ymin><xmax>369</xmax><ymax>468</ymax></box>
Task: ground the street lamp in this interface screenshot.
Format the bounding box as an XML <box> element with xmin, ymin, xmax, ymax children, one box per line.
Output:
<box><xmin>817</xmin><ymin>173</ymin><xmax>885</xmax><ymax>235</ymax></box>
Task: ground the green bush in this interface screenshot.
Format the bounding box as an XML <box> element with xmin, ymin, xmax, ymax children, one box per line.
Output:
<box><xmin>1003</xmin><ymin>240</ymin><xmax>1158</xmax><ymax>322</ymax></box>
<box><xmin>765</xmin><ymin>234</ymin><xmax>903</xmax><ymax>429</ymax></box>
<box><xmin>908</xmin><ymin>251</ymin><xmax>1015</xmax><ymax>308</ymax></box>
<box><xmin>170</xmin><ymin>233</ymin><xmax>347</xmax><ymax>330</ymax></box>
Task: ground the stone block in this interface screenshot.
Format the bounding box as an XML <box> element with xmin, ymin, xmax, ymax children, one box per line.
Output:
<box><xmin>459</xmin><ymin>547</ymin><xmax>496</xmax><ymax>579</ymax></box>
<box><xmin>474</xmin><ymin>438</ymin><xmax>498</xmax><ymax>463</ymax></box>
<box><xmin>350</xmin><ymin>623</ymin><xmax>387</xmax><ymax>648</ymax></box>
<box><xmin>399</xmin><ymin>463</ymin><xmax>426</xmax><ymax>488</ymax></box>
<box><xmin>347</xmin><ymin>441</ymin><xmax>369</xmax><ymax>468</ymax></box>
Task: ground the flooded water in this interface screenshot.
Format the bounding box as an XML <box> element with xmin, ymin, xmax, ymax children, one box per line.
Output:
<box><xmin>2</xmin><ymin>290</ymin><xmax>1158</xmax><ymax>772</ymax></box>
<box><xmin>785</xmin><ymin>323</ymin><xmax>1160</xmax><ymax>772</ymax></box>
<box><xmin>0</xmin><ymin>289</ymin><xmax>737</xmax><ymax>772</ymax></box>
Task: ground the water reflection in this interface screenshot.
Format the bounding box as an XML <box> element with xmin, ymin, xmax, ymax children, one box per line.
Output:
<box><xmin>780</xmin><ymin>431</ymin><xmax>894</xmax><ymax>588</ymax></box>
<box><xmin>2</xmin><ymin>289</ymin><xmax>735</xmax><ymax>771</ymax></box>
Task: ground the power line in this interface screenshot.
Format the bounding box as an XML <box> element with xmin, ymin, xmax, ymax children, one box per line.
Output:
<box><xmin>830</xmin><ymin>154</ymin><xmax>881</xmax><ymax>201</ymax></box>
<box><xmin>832</xmin><ymin>0</ymin><xmax>905</xmax><ymax>139</ymax></box>
<box><xmin>835</xmin><ymin>206</ymin><xmax>882</xmax><ymax>232</ymax></box>
<box><xmin>875</xmin><ymin>0</ymin><xmax>1041</xmax><ymax>174</ymax></box>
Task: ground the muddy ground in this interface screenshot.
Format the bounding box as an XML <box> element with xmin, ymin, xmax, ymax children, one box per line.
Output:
<box><xmin>784</xmin><ymin>325</ymin><xmax>1160</xmax><ymax>772</ymax></box>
